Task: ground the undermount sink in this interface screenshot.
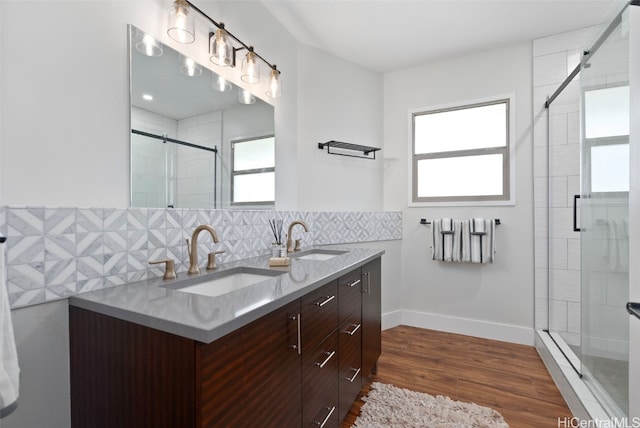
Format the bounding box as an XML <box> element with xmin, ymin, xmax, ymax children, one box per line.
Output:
<box><xmin>164</xmin><ymin>267</ymin><xmax>283</xmax><ymax>298</ymax></box>
<box><xmin>292</xmin><ymin>249</ymin><xmax>348</xmax><ymax>261</ymax></box>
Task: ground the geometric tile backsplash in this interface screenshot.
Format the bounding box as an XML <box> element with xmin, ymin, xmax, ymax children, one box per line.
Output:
<box><xmin>0</xmin><ymin>206</ymin><xmax>402</xmax><ymax>309</ymax></box>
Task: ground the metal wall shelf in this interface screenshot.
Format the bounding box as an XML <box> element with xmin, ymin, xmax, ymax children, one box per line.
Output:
<box><xmin>318</xmin><ymin>140</ymin><xmax>381</xmax><ymax>160</ymax></box>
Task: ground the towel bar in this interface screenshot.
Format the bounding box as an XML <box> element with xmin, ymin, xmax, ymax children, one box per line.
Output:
<box><xmin>420</xmin><ymin>219</ymin><xmax>501</xmax><ymax>225</ymax></box>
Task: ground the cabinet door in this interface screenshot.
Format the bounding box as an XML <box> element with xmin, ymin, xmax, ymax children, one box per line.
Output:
<box><xmin>198</xmin><ymin>327</ymin><xmax>247</xmax><ymax>427</ymax></box>
<box><xmin>361</xmin><ymin>257</ymin><xmax>381</xmax><ymax>383</ymax></box>
<box><xmin>338</xmin><ymin>312</ymin><xmax>362</xmax><ymax>422</ymax></box>
<box><xmin>243</xmin><ymin>300</ymin><xmax>302</xmax><ymax>428</ymax></box>
<box><xmin>338</xmin><ymin>268</ymin><xmax>361</xmax><ymax>323</ymax></box>
<box><xmin>302</xmin><ymin>331</ymin><xmax>339</xmax><ymax>428</ymax></box>
<box><xmin>198</xmin><ymin>300</ymin><xmax>302</xmax><ymax>428</ymax></box>
<box><xmin>301</xmin><ymin>281</ymin><xmax>338</xmax><ymax>353</ymax></box>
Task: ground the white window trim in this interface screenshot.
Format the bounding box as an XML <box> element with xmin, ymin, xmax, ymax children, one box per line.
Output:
<box><xmin>231</xmin><ymin>135</ymin><xmax>275</xmax><ymax>206</ymax></box>
<box><xmin>407</xmin><ymin>94</ymin><xmax>517</xmax><ymax>207</ymax></box>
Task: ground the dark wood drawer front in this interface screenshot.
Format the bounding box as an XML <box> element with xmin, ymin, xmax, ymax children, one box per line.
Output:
<box><xmin>338</xmin><ymin>312</ymin><xmax>362</xmax><ymax>422</ymax></box>
<box><xmin>338</xmin><ymin>268</ymin><xmax>361</xmax><ymax>323</ymax></box>
<box><xmin>301</xmin><ymin>281</ymin><xmax>338</xmax><ymax>353</ymax></box>
<box><xmin>302</xmin><ymin>331</ymin><xmax>339</xmax><ymax>428</ymax></box>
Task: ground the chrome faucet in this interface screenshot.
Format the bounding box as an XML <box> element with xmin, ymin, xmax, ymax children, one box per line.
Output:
<box><xmin>286</xmin><ymin>220</ymin><xmax>309</xmax><ymax>253</ymax></box>
<box><xmin>187</xmin><ymin>225</ymin><xmax>220</xmax><ymax>275</ymax></box>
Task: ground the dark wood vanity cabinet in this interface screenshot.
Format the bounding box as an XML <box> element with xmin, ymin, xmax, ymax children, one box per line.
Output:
<box><xmin>70</xmin><ymin>257</ymin><xmax>382</xmax><ymax>428</ymax></box>
<box><xmin>361</xmin><ymin>258</ymin><xmax>382</xmax><ymax>382</ymax></box>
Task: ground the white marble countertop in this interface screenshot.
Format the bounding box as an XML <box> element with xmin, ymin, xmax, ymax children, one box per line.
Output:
<box><xmin>69</xmin><ymin>246</ymin><xmax>384</xmax><ymax>343</ymax></box>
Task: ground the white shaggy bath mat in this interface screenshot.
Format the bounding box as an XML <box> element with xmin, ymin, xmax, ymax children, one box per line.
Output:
<box><xmin>354</xmin><ymin>382</ymin><xmax>509</xmax><ymax>428</ymax></box>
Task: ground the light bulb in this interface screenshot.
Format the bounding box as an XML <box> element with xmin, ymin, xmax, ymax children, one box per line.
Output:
<box><xmin>180</xmin><ymin>55</ymin><xmax>202</xmax><ymax>77</ymax></box>
<box><xmin>167</xmin><ymin>0</ymin><xmax>195</xmax><ymax>44</ymax></box>
<box><xmin>135</xmin><ymin>29</ymin><xmax>162</xmax><ymax>57</ymax></box>
<box><xmin>213</xmin><ymin>74</ymin><xmax>231</xmax><ymax>92</ymax></box>
<box><xmin>239</xmin><ymin>89</ymin><xmax>256</xmax><ymax>105</ymax></box>
<box><xmin>266</xmin><ymin>67</ymin><xmax>281</xmax><ymax>98</ymax></box>
<box><xmin>241</xmin><ymin>49</ymin><xmax>260</xmax><ymax>84</ymax></box>
<box><xmin>209</xmin><ymin>25</ymin><xmax>233</xmax><ymax>67</ymax></box>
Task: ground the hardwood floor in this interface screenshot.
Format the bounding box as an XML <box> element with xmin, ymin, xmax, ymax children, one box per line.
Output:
<box><xmin>342</xmin><ymin>325</ymin><xmax>572</xmax><ymax>428</ymax></box>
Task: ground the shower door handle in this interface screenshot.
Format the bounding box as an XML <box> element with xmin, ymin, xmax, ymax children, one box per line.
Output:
<box><xmin>627</xmin><ymin>302</ymin><xmax>640</xmax><ymax>320</ymax></box>
<box><xmin>573</xmin><ymin>194</ymin><xmax>581</xmax><ymax>232</ymax></box>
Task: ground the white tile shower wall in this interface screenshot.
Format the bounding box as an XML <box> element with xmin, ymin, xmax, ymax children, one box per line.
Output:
<box><xmin>0</xmin><ymin>206</ymin><xmax>402</xmax><ymax>309</ymax></box>
<box><xmin>533</xmin><ymin>26</ymin><xmax>601</xmax><ymax>333</ymax></box>
<box><xmin>176</xmin><ymin>111</ymin><xmax>221</xmax><ymax>209</ymax></box>
<box><xmin>131</xmin><ymin>107</ymin><xmax>179</xmax><ymax>208</ymax></box>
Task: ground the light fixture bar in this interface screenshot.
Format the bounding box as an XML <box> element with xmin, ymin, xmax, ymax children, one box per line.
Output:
<box><xmin>183</xmin><ymin>0</ymin><xmax>280</xmax><ymax>73</ymax></box>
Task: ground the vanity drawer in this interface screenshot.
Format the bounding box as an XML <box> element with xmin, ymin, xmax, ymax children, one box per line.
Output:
<box><xmin>338</xmin><ymin>312</ymin><xmax>362</xmax><ymax>422</ymax></box>
<box><xmin>301</xmin><ymin>281</ymin><xmax>338</xmax><ymax>353</ymax></box>
<box><xmin>338</xmin><ymin>268</ymin><xmax>361</xmax><ymax>323</ymax></box>
<box><xmin>302</xmin><ymin>330</ymin><xmax>339</xmax><ymax>428</ymax></box>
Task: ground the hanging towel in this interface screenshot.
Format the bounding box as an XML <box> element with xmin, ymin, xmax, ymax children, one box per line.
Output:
<box><xmin>462</xmin><ymin>218</ymin><xmax>496</xmax><ymax>264</ymax></box>
<box><xmin>0</xmin><ymin>243</ymin><xmax>19</xmax><ymax>415</ymax></box>
<box><xmin>604</xmin><ymin>219</ymin><xmax>629</xmax><ymax>272</ymax></box>
<box><xmin>431</xmin><ymin>218</ymin><xmax>462</xmax><ymax>262</ymax></box>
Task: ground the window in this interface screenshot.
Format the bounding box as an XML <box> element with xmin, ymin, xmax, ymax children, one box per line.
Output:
<box><xmin>231</xmin><ymin>135</ymin><xmax>275</xmax><ymax>205</ymax></box>
<box><xmin>583</xmin><ymin>85</ymin><xmax>629</xmax><ymax>194</ymax></box>
<box><xmin>411</xmin><ymin>98</ymin><xmax>512</xmax><ymax>204</ymax></box>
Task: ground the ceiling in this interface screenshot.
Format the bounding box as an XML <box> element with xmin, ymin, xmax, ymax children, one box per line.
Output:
<box><xmin>262</xmin><ymin>0</ymin><xmax>616</xmax><ymax>73</ymax></box>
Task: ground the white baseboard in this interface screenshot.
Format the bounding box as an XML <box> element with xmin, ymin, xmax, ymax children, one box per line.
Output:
<box><xmin>382</xmin><ymin>310</ymin><xmax>402</xmax><ymax>330</ymax></box>
<box><xmin>382</xmin><ymin>309</ymin><xmax>534</xmax><ymax>346</ymax></box>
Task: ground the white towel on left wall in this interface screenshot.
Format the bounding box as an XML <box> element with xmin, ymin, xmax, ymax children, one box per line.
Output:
<box><xmin>0</xmin><ymin>243</ymin><xmax>20</xmax><ymax>414</ymax></box>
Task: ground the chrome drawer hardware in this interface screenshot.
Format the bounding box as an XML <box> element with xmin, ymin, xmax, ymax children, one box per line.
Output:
<box><xmin>363</xmin><ymin>271</ymin><xmax>370</xmax><ymax>294</ymax></box>
<box><xmin>314</xmin><ymin>295</ymin><xmax>335</xmax><ymax>307</ymax></box>
<box><xmin>345</xmin><ymin>323</ymin><xmax>361</xmax><ymax>336</ymax></box>
<box><xmin>344</xmin><ymin>367</ymin><xmax>361</xmax><ymax>383</ymax></box>
<box><xmin>345</xmin><ymin>278</ymin><xmax>361</xmax><ymax>288</ymax></box>
<box><xmin>289</xmin><ymin>314</ymin><xmax>302</xmax><ymax>355</ymax></box>
<box><xmin>315</xmin><ymin>350</ymin><xmax>336</xmax><ymax>369</ymax></box>
<box><xmin>315</xmin><ymin>406</ymin><xmax>336</xmax><ymax>427</ymax></box>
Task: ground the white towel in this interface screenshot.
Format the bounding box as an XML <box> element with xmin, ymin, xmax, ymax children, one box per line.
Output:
<box><xmin>0</xmin><ymin>243</ymin><xmax>19</xmax><ymax>413</ymax></box>
<box><xmin>604</xmin><ymin>219</ymin><xmax>629</xmax><ymax>272</ymax></box>
<box><xmin>462</xmin><ymin>218</ymin><xmax>496</xmax><ymax>264</ymax></box>
<box><xmin>431</xmin><ymin>218</ymin><xmax>463</xmax><ymax>262</ymax></box>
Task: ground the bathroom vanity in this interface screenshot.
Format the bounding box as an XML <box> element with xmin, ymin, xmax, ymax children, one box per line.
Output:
<box><xmin>69</xmin><ymin>247</ymin><xmax>382</xmax><ymax>428</ymax></box>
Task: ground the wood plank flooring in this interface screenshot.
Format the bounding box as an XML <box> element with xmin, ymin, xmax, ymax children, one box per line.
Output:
<box><xmin>342</xmin><ymin>325</ymin><xmax>572</xmax><ymax>428</ymax></box>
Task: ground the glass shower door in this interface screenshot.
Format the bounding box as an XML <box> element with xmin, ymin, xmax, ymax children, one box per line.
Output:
<box><xmin>580</xmin><ymin>9</ymin><xmax>630</xmax><ymax>417</ymax></box>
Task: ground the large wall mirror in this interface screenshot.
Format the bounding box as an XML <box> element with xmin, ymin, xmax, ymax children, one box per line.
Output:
<box><xmin>129</xmin><ymin>25</ymin><xmax>275</xmax><ymax>210</ymax></box>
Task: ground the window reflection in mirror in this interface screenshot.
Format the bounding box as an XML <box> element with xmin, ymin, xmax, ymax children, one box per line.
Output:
<box><xmin>129</xmin><ymin>25</ymin><xmax>275</xmax><ymax>210</ymax></box>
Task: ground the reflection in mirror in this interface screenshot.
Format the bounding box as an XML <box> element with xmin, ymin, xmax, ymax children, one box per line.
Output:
<box><xmin>129</xmin><ymin>25</ymin><xmax>275</xmax><ymax>210</ymax></box>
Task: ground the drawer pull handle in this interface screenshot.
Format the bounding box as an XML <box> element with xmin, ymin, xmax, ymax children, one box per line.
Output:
<box><xmin>344</xmin><ymin>367</ymin><xmax>361</xmax><ymax>383</ymax></box>
<box><xmin>315</xmin><ymin>350</ymin><xmax>336</xmax><ymax>369</ymax></box>
<box><xmin>315</xmin><ymin>406</ymin><xmax>336</xmax><ymax>427</ymax></box>
<box><xmin>345</xmin><ymin>323</ymin><xmax>361</xmax><ymax>336</ymax></box>
<box><xmin>289</xmin><ymin>314</ymin><xmax>301</xmax><ymax>355</ymax></box>
<box><xmin>363</xmin><ymin>271</ymin><xmax>370</xmax><ymax>294</ymax></box>
<box><xmin>346</xmin><ymin>278</ymin><xmax>361</xmax><ymax>288</ymax></box>
<box><xmin>314</xmin><ymin>295</ymin><xmax>335</xmax><ymax>307</ymax></box>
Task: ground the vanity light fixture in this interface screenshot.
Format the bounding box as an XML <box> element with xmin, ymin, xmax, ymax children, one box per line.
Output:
<box><xmin>209</xmin><ymin>24</ymin><xmax>233</xmax><ymax>67</ymax></box>
<box><xmin>135</xmin><ymin>29</ymin><xmax>163</xmax><ymax>57</ymax></box>
<box><xmin>179</xmin><ymin>54</ymin><xmax>202</xmax><ymax>77</ymax></box>
<box><xmin>212</xmin><ymin>74</ymin><xmax>232</xmax><ymax>92</ymax></box>
<box><xmin>167</xmin><ymin>0</ymin><xmax>195</xmax><ymax>44</ymax></box>
<box><xmin>238</xmin><ymin>89</ymin><xmax>256</xmax><ymax>105</ymax></box>
<box><xmin>166</xmin><ymin>0</ymin><xmax>282</xmax><ymax>97</ymax></box>
<box><xmin>266</xmin><ymin>66</ymin><xmax>281</xmax><ymax>98</ymax></box>
<box><xmin>241</xmin><ymin>47</ymin><xmax>260</xmax><ymax>84</ymax></box>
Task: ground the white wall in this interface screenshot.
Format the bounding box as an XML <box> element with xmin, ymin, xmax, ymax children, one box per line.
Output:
<box><xmin>383</xmin><ymin>43</ymin><xmax>535</xmax><ymax>344</ymax></box>
<box><xmin>296</xmin><ymin>44</ymin><xmax>384</xmax><ymax>211</ymax></box>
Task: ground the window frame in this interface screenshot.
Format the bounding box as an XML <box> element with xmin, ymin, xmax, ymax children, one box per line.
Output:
<box><xmin>582</xmin><ymin>82</ymin><xmax>630</xmax><ymax>197</ymax></box>
<box><xmin>409</xmin><ymin>96</ymin><xmax>515</xmax><ymax>206</ymax></box>
<box><xmin>230</xmin><ymin>134</ymin><xmax>275</xmax><ymax>206</ymax></box>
